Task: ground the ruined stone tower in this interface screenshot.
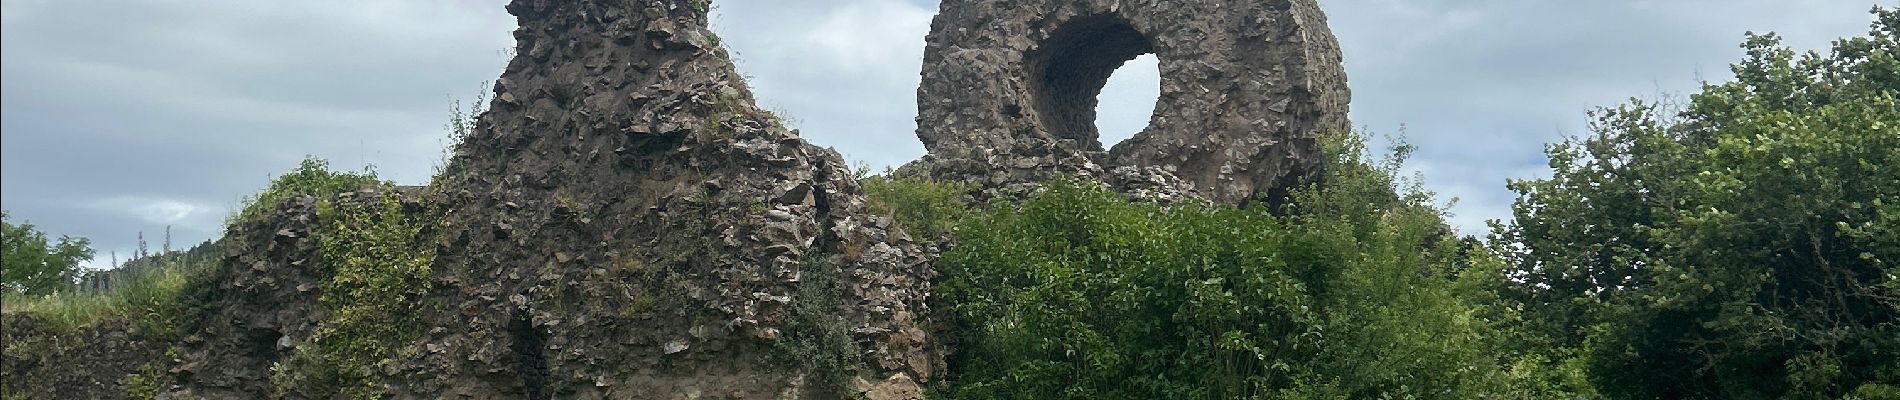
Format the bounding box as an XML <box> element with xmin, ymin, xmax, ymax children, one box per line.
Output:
<box><xmin>397</xmin><ymin>0</ymin><xmax>939</xmax><ymax>397</ymax></box>
<box><xmin>912</xmin><ymin>0</ymin><xmax>1352</xmax><ymax>204</ymax></box>
<box><xmin>154</xmin><ymin>0</ymin><xmax>940</xmax><ymax>398</ymax></box>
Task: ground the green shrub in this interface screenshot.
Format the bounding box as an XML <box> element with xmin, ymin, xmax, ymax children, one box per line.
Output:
<box><xmin>773</xmin><ymin>255</ymin><xmax>863</xmax><ymax>396</ymax></box>
<box><xmin>1</xmin><ymin>211</ymin><xmax>93</xmax><ymax>296</ymax></box>
<box><xmin>270</xmin><ymin>188</ymin><xmax>436</xmax><ymax>399</ymax></box>
<box><xmin>231</xmin><ymin>156</ymin><xmax>380</xmax><ymax>224</ymax></box>
<box><xmin>124</xmin><ymin>359</ymin><xmax>165</xmax><ymax>399</ymax></box>
<box><xmin>861</xmin><ymin>175</ymin><xmax>969</xmax><ymax>241</ymax></box>
<box><xmin>937</xmin><ymin>132</ymin><xmax>1522</xmax><ymax>399</ymax></box>
<box><xmin>8</xmin><ymin>155</ymin><xmax>377</xmax><ymax>336</ymax></box>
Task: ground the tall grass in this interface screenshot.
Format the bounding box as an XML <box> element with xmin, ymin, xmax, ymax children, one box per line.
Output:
<box><xmin>1</xmin><ymin>259</ymin><xmax>207</xmax><ymax>335</ymax></box>
<box><xmin>860</xmin><ymin>175</ymin><xmax>969</xmax><ymax>242</ymax></box>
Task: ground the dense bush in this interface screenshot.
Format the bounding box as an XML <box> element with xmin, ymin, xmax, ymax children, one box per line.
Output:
<box><xmin>232</xmin><ymin>156</ymin><xmax>380</xmax><ymax>224</ymax></box>
<box><xmin>928</xmin><ymin>133</ymin><xmax>1535</xmax><ymax>399</ymax></box>
<box><xmin>861</xmin><ymin>174</ymin><xmax>970</xmax><ymax>242</ymax></box>
<box><xmin>1491</xmin><ymin>8</ymin><xmax>1899</xmax><ymax>399</ymax></box>
<box><xmin>7</xmin><ymin>155</ymin><xmax>379</xmax><ymax>334</ymax></box>
<box><xmin>5</xmin><ymin>155</ymin><xmax>417</xmax><ymax>398</ymax></box>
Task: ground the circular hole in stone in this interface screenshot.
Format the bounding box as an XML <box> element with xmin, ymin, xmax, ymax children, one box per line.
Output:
<box><xmin>1027</xmin><ymin>13</ymin><xmax>1155</xmax><ymax>152</ymax></box>
<box><xmin>1095</xmin><ymin>54</ymin><xmax>1159</xmax><ymax>150</ymax></box>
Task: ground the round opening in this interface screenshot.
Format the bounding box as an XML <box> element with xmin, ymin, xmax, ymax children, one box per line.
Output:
<box><xmin>1027</xmin><ymin>13</ymin><xmax>1155</xmax><ymax>151</ymax></box>
<box><xmin>1095</xmin><ymin>54</ymin><xmax>1159</xmax><ymax>149</ymax></box>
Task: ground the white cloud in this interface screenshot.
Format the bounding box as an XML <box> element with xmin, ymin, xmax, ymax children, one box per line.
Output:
<box><xmin>86</xmin><ymin>196</ymin><xmax>211</xmax><ymax>227</ymax></box>
<box><xmin>3</xmin><ymin>0</ymin><xmax>512</xmax><ymax>258</ymax></box>
<box><xmin>710</xmin><ymin>0</ymin><xmax>936</xmax><ymax>169</ymax></box>
<box><xmin>805</xmin><ymin>0</ymin><xmax>935</xmax><ymax>74</ymax></box>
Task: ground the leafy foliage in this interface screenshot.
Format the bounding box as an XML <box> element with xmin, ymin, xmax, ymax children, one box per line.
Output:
<box><xmin>232</xmin><ymin>156</ymin><xmax>380</xmax><ymax>225</ymax></box>
<box><xmin>2</xmin><ymin>255</ymin><xmax>213</xmax><ymax>336</ymax></box>
<box><xmin>124</xmin><ymin>357</ymin><xmax>167</xmax><ymax>400</ymax></box>
<box><xmin>435</xmin><ymin>81</ymin><xmax>489</xmax><ymax>180</ymax></box>
<box><xmin>1</xmin><ymin>211</ymin><xmax>94</xmax><ymax>296</ymax></box>
<box><xmin>1491</xmin><ymin>7</ymin><xmax>1900</xmax><ymax>399</ymax></box>
<box><xmin>774</xmin><ymin>255</ymin><xmax>864</xmax><ymax>396</ymax></box>
<box><xmin>934</xmin><ymin>133</ymin><xmax>1535</xmax><ymax>399</ymax></box>
<box><xmin>271</xmin><ymin>189</ymin><xmax>437</xmax><ymax>399</ymax></box>
<box><xmin>861</xmin><ymin>175</ymin><xmax>970</xmax><ymax>242</ymax></box>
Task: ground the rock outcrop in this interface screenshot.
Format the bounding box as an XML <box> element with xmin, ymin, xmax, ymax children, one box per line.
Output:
<box><xmin>911</xmin><ymin>0</ymin><xmax>1352</xmax><ymax>204</ymax></box>
<box><xmin>165</xmin><ymin>192</ymin><xmax>332</xmax><ymax>398</ymax></box>
<box><xmin>133</xmin><ymin>1</ymin><xmax>936</xmax><ymax>399</ymax></box>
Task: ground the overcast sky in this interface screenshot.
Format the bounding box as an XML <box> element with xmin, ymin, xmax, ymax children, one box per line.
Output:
<box><xmin>0</xmin><ymin>0</ymin><xmax>1876</xmax><ymax>268</ymax></box>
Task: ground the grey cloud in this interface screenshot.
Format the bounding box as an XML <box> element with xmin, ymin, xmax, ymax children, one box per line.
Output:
<box><xmin>3</xmin><ymin>0</ymin><xmax>515</xmax><ymax>265</ymax></box>
<box><xmin>711</xmin><ymin>0</ymin><xmax>938</xmax><ymax>169</ymax></box>
<box><xmin>0</xmin><ymin>0</ymin><xmax>1876</xmax><ymax>267</ymax></box>
<box><xmin>1320</xmin><ymin>0</ymin><xmax>1872</xmax><ymax>232</ymax></box>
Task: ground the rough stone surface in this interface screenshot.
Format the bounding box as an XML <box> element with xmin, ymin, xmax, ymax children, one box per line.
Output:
<box><xmin>143</xmin><ymin>187</ymin><xmax>424</xmax><ymax>400</ymax></box>
<box><xmin>911</xmin><ymin>0</ymin><xmax>1352</xmax><ymax>204</ymax></box>
<box><xmin>379</xmin><ymin>0</ymin><xmax>938</xmax><ymax>398</ymax></box>
<box><xmin>162</xmin><ymin>193</ymin><xmax>330</xmax><ymax>399</ymax></box>
<box><xmin>127</xmin><ymin>2</ymin><xmax>938</xmax><ymax>398</ymax></box>
<box><xmin>0</xmin><ymin>315</ymin><xmax>166</xmax><ymax>399</ymax></box>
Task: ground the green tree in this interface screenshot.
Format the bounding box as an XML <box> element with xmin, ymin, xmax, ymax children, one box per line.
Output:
<box><xmin>1</xmin><ymin>211</ymin><xmax>95</xmax><ymax>296</ymax></box>
<box><xmin>1493</xmin><ymin>7</ymin><xmax>1900</xmax><ymax>398</ymax></box>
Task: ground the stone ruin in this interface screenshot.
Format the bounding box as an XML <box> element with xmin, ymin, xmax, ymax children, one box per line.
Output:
<box><xmin>1</xmin><ymin>0</ymin><xmax>1349</xmax><ymax>399</ymax></box>
<box><xmin>912</xmin><ymin>0</ymin><xmax>1351</xmax><ymax>204</ymax></box>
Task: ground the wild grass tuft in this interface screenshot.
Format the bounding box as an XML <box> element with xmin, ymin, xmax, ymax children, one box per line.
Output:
<box><xmin>1</xmin><ymin>259</ymin><xmax>209</xmax><ymax>337</ymax></box>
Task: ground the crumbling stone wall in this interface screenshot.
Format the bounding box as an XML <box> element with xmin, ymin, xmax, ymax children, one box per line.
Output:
<box><xmin>378</xmin><ymin>0</ymin><xmax>938</xmax><ymax>398</ymax></box>
<box><xmin>912</xmin><ymin>0</ymin><xmax>1352</xmax><ymax>204</ymax></box>
<box><xmin>134</xmin><ymin>1</ymin><xmax>939</xmax><ymax>399</ymax></box>
<box><xmin>1</xmin><ymin>315</ymin><xmax>167</xmax><ymax>399</ymax></box>
<box><xmin>165</xmin><ymin>193</ymin><xmax>331</xmax><ymax>399</ymax></box>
